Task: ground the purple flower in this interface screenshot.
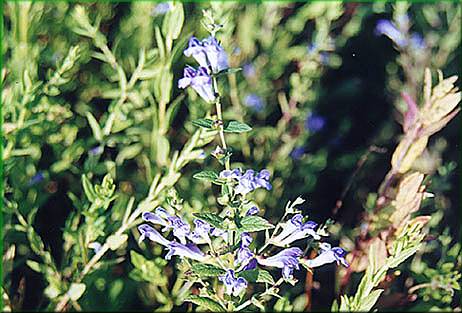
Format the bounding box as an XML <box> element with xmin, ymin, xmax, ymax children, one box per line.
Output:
<box><xmin>28</xmin><ymin>172</ymin><xmax>45</xmax><ymax>186</ymax></box>
<box><xmin>210</xmin><ymin>227</ymin><xmax>228</xmax><ymax>242</ymax></box>
<box><xmin>243</xmin><ymin>63</ymin><xmax>256</xmax><ymax>78</ymax></box>
<box><xmin>89</xmin><ymin>145</ymin><xmax>104</xmax><ymax>156</ymax></box>
<box><xmin>184</xmin><ymin>36</ymin><xmax>228</xmax><ymax>73</ymax></box>
<box><xmin>254</xmin><ymin>169</ymin><xmax>271</xmax><ymax>190</ymax></box>
<box><xmin>188</xmin><ymin>219</ymin><xmax>212</xmax><ymax>244</ymax></box>
<box><xmin>142</xmin><ymin>211</ymin><xmax>169</xmax><ymax>227</ymax></box>
<box><xmin>243</xmin><ymin>258</ymin><xmax>257</xmax><ymax>271</ymax></box>
<box><xmin>179</xmin><ymin>66</ymin><xmax>216</xmax><ymax>103</ymax></box>
<box><xmin>320</xmin><ymin>52</ymin><xmax>330</xmax><ymax>65</ymax></box>
<box><xmin>220</xmin><ymin>168</ymin><xmax>272</xmax><ymax>195</ymax></box>
<box><xmin>245</xmin><ymin>206</ymin><xmax>260</xmax><ymax>216</ymax></box>
<box><xmin>375</xmin><ymin>19</ymin><xmax>407</xmax><ymax>48</ymax></box>
<box><xmin>235</xmin><ymin>232</ymin><xmax>255</xmax><ymax>268</ymax></box>
<box><xmin>219</xmin><ymin>168</ymin><xmax>242</xmax><ymax>179</ymax></box>
<box><xmin>165</xmin><ymin>241</ymin><xmax>206</xmax><ymax>261</ymax></box>
<box><xmin>142</xmin><ymin>208</ymin><xmax>191</xmax><ymax>244</ymax></box>
<box><xmin>244</xmin><ymin>94</ymin><xmax>264</xmax><ymax>112</ymax></box>
<box><xmin>194</xmin><ymin>219</ymin><xmax>212</xmax><ymax>238</ymax></box>
<box><xmin>271</xmin><ymin>214</ymin><xmax>320</xmax><ymax>247</ymax></box>
<box><xmin>236</xmin><ymin>247</ymin><xmax>254</xmax><ymax>267</ymax></box>
<box><xmin>202</xmin><ymin>36</ymin><xmax>229</xmax><ymax>73</ymax></box>
<box><xmin>218</xmin><ymin>269</ymin><xmax>248</xmax><ymax>296</ymax></box>
<box><xmin>151</xmin><ymin>2</ymin><xmax>171</xmax><ymax>16</ymax></box>
<box><xmin>167</xmin><ymin>216</ymin><xmax>191</xmax><ymax>244</ymax></box>
<box><xmin>410</xmin><ymin>33</ymin><xmax>426</xmax><ymax>50</ymax></box>
<box><xmin>138</xmin><ymin>224</ymin><xmax>171</xmax><ymax>246</ymax></box>
<box><xmin>257</xmin><ymin>247</ymin><xmax>303</xmax><ymax>280</ymax></box>
<box><xmin>88</xmin><ymin>242</ymin><xmax>102</xmax><ymax>254</ymax></box>
<box><xmin>184</xmin><ymin>37</ymin><xmax>208</xmax><ymax>69</ymax></box>
<box><xmin>305</xmin><ymin>113</ymin><xmax>326</xmax><ymax>133</ymax></box>
<box><xmin>307</xmin><ymin>43</ymin><xmax>317</xmax><ymax>54</ymax></box>
<box><xmin>290</xmin><ymin>146</ymin><xmax>305</xmax><ymax>160</ymax></box>
<box><xmin>305</xmin><ymin>243</ymin><xmax>349</xmax><ymax>268</ymax></box>
<box><xmin>241</xmin><ymin>232</ymin><xmax>253</xmax><ymax>248</ymax></box>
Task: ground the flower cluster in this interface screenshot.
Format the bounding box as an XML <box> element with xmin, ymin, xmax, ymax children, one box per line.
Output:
<box><xmin>220</xmin><ymin>168</ymin><xmax>272</xmax><ymax>195</ymax></box>
<box><xmin>138</xmin><ymin>208</ymin><xmax>214</xmax><ymax>262</ymax></box>
<box><xmin>179</xmin><ymin>36</ymin><xmax>229</xmax><ymax>103</ymax></box>
<box><xmin>138</xmin><ymin>204</ymin><xmax>349</xmax><ymax>297</ymax></box>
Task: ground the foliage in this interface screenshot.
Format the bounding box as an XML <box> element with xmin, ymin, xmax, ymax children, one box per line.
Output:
<box><xmin>2</xmin><ymin>2</ymin><xmax>460</xmax><ymax>312</ymax></box>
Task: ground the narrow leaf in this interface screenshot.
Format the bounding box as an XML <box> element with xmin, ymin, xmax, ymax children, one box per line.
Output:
<box><xmin>86</xmin><ymin>112</ymin><xmax>103</xmax><ymax>141</ymax></box>
<box><xmin>239</xmin><ymin>215</ymin><xmax>274</xmax><ymax>233</ymax></box>
<box><xmin>238</xmin><ymin>269</ymin><xmax>275</xmax><ymax>285</ymax></box>
<box><xmin>193</xmin><ymin>213</ymin><xmax>225</xmax><ymax>230</ymax></box>
<box><xmin>193</xmin><ymin>170</ymin><xmax>219</xmax><ymax>182</ymax></box>
<box><xmin>185</xmin><ymin>295</ymin><xmax>225</xmax><ymax>312</ymax></box>
<box><xmin>223</xmin><ymin>120</ymin><xmax>252</xmax><ymax>133</ymax></box>
<box><xmin>192</xmin><ymin>118</ymin><xmax>214</xmax><ymax>129</ymax></box>
<box><xmin>191</xmin><ymin>263</ymin><xmax>226</xmax><ymax>277</ymax></box>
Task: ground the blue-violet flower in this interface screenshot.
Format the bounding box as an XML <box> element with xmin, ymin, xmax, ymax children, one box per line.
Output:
<box><xmin>220</xmin><ymin>168</ymin><xmax>272</xmax><ymax>195</ymax></box>
<box><xmin>257</xmin><ymin>247</ymin><xmax>303</xmax><ymax>280</ymax></box>
<box><xmin>218</xmin><ymin>269</ymin><xmax>248</xmax><ymax>296</ymax></box>
<box><xmin>179</xmin><ymin>66</ymin><xmax>216</xmax><ymax>103</ymax></box>
<box><xmin>184</xmin><ymin>36</ymin><xmax>228</xmax><ymax>73</ymax></box>
<box><xmin>305</xmin><ymin>242</ymin><xmax>349</xmax><ymax>268</ymax></box>
<box><xmin>165</xmin><ymin>241</ymin><xmax>206</xmax><ymax>262</ymax></box>
<box><xmin>271</xmin><ymin>214</ymin><xmax>320</xmax><ymax>246</ymax></box>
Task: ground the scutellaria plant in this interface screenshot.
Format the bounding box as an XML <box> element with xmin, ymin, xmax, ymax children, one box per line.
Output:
<box><xmin>135</xmin><ymin>16</ymin><xmax>349</xmax><ymax>311</ymax></box>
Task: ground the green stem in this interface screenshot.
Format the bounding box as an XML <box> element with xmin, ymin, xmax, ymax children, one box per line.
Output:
<box><xmin>212</xmin><ymin>76</ymin><xmax>230</xmax><ymax>171</ymax></box>
<box><xmin>258</xmin><ymin>211</ymin><xmax>288</xmax><ymax>254</ymax></box>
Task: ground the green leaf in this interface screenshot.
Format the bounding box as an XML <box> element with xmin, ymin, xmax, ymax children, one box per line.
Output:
<box><xmin>162</xmin><ymin>3</ymin><xmax>184</xmax><ymax>41</ymax></box>
<box><xmin>86</xmin><ymin>112</ymin><xmax>103</xmax><ymax>141</ymax></box>
<box><xmin>331</xmin><ymin>299</ymin><xmax>339</xmax><ymax>312</ymax></box>
<box><xmin>27</xmin><ymin>228</ymin><xmax>46</xmax><ymax>256</ymax></box>
<box><xmin>82</xmin><ymin>174</ymin><xmax>97</xmax><ymax>203</ymax></box>
<box><xmin>223</xmin><ymin>120</ymin><xmax>252</xmax><ymax>133</ymax></box>
<box><xmin>116</xmin><ymin>144</ymin><xmax>143</xmax><ymax>165</ymax></box>
<box><xmin>156</xmin><ymin>135</ymin><xmax>170</xmax><ymax>166</ymax></box>
<box><xmin>238</xmin><ymin>269</ymin><xmax>275</xmax><ymax>285</ymax></box>
<box><xmin>239</xmin><ymin>215</ymin><xmax>274</xmax><ymax>233</ymax></box>
<box><xmin>274</xmin><ymin>296</ymin><xmax>294</xmax><ymax>312</ymax></box>
<box><xmin>191</xmin><ymin>263</ymin><xmax>226</xmax><ymax>277</ymax></box>
<box><xmin>185</xmin><ymin>295</ymin><xmax>225</xmax><ymax>312</ymax></box>
<box><xmin>130</xmin><ymin>251</ymin><xmax>168</xmax><ymax>284</ymax></box>
<box><xmin>192</xmin><ymin>118</ymin><xmax>214</xmax><ymax>129</ymax></box>
<box><xmin>154</xmin><ymin>26</ymin><xmax>165</xmax><ymax>61</ymax></box>
<box><xmin>358</xmin><ymin>289</ymin><xmax>383</xmax><ymax>311</ymax></box>
<box><xmin>193</xmin><ymin>170</ymin><xmax>219</xmax><ymax>182</ymax></box>
<box><xmin>67</xmin><ymin>283</ymin><xmax>86</xmax><ymax>301</ymax></box>
<box><xmin>193</xmin><ymin>213</ymin><xmax>225</xmax><ymax>230</ymax></box>
<box><xmin>107</xmin><ymin>234</ymin><xmax>128</xmax><ymax>250</ymax></box>
<box><xmin>26</xmin><ymin>260</ymin><xmax>42</xmax><ymax>273</ymax></box>
<box><xmin>387</xmin><ymin>245</ymin><xmax>421</xmax><ymax>268</ymax></box>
